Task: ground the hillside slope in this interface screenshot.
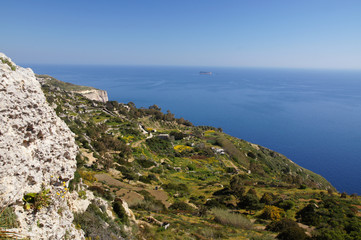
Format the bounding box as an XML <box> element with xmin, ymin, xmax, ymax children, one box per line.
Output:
<box><xmin>34</xmin><ymin>70</ymin><xmax>361</xmax><ymax>239</ymax></box>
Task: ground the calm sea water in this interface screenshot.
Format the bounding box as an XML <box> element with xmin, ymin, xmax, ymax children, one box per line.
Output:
<box><xmin>26</xmin><ymin>64</ymin><xmax>361</xmax><ymax>194</ymax></box>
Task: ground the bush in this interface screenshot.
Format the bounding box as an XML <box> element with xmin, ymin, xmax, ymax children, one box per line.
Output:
<box><xmin>73</xmin><ymin>203</ymin><xmax>125</xmax><ymax>240</ymax></box>
<box><xmin>112</xmin><ymin>199</ymin><xmax>129</xmax><ymax>224</ymax></box>
<box><xmin>312</xmin><ymin>227</ymin><xmax>349</xmax><ymax>240</ymax></box>
<box><xmin>23</xmin><ymin>187</ymin><xmax>51</xmax><ymax>211</ymax></box>
<box><xmin>260</xmin><ymin>205</ymin><xmax>284</xmax><ymax>221</ymax></box>
<box><xmin>211</xmin><ymin>208</ymin><xmax>253</xmax><ymax>229</ymax></box>
<box><xmin>136</xmin><ymin>158</ymin><xmax>156</xmax><ymax>168</ymax></box>
<box><xmin>277</xmin><ymin>226</ymin><xmax>308</xmax><ymax>240</ymax></box>
<box><xmin>146</xmin><ymin>138</ymin><xmax>174</xmax><ymax>155</ymax></box>
<box><xmin>230</xmin><ymin>175</ymin><xmax>246</xmax><ymax>199</ymax></box>
<box><xmin>204</xmin><ymin>199</ymin><xmax>227</xmax><ymax>209</ymax></box>
<box><xmin>238</xmin><ymin>194</ymin><xmax>263</xmax><ymax>214</ymax></box>
<box><xmin>260</xmin><ymin>193</ymin><xmax>274</xmax><ymax>205</ymax></box>
<box><xmin>296</xmin><ymin>204</ymin><xmax>320</xmax><ymax>226</ymax></box>
<box><xmin>170</xmin><ymin>131</ymin><xmax>185</xmax><ymax>140</ymax></box>
<box><xmin>0</xmin><ymin>207</ymin><xmax>19</xmax><ymax>228</ymax></box>
<box><xmin>69</xmin><ymin>170</ymin><xmax>81</xmax><ymax>191</ymax></box>
<box><xmin>88</xmin><ymin>186</ymin><xmax>114</xmax><ymax>201</ymax></box>
<box><xmin>266</xmin><ymin>218</ymin><xmax>299</xmax><ymax>232</ymax></box>
<box><xmin>162</xmin><ymin>183</ymin><xmax>189</xmax><ymax>195</ymax></box>
<box><xmin>277</xmin><ymin>200</ymin><xmax>295</xmax><ymax>211</ymax></box>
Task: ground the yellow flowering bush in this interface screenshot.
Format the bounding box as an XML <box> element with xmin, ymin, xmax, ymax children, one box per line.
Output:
<box><xmin>78</xmin><ymin>170</ymin><xmax>96</xmax><ymax>182</ymax></box>
<box><xmin>145</xmin><ymin>127</ymin><xmax>153</xmax><ymax>132</ymax></box>
<box><xmin>261</xmin><ymin>205</ymin><xmax>285</xmax><ymax>221</ymax></box>
<box><xmin>174</xmin><ymin>145</ymin><xmax>193</xmax><ymax>152</ymax></box>
<box><xmin>123</xmin><ymin>135</ymin><xmax>134</xmax><ymax>143</ymax></box>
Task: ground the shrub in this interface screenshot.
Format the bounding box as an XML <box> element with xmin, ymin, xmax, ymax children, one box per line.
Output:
<box><xmin>136</xmin><ymin>158</ymin><xmax>156</xmax><ymax>168</ymax></box>
<box><xmin>238</xmin><ymin>194</ymin><xmax>263</xmax><ymax>214</ymax></box>
<box><xmin>260</xmin><ymin>205</ymin><xmax>284</xmax><ymax>221</ymax></box>
<box><xmin>146</xmin><ymin>138</ymin><xmax>174</xmax><ymax>155</ymax></box>
<box><xmin>162</xmin><ymin>183</ymin><xmax>189</xmax><ymax>195</ymax></box>
<box><xmin>112</xmin><ymin>199</ymin><xmax>129</xmax><ymax>224</ymax></box>
<box><xmin>23</xmin><ymin>187</ymin><xmax>51</xmax><ymax>211</ymax></box>
<box><xmin>204</xmin><ymin>199</ymin><xmax>227</xmax><ymax>209</ymax></box>
<box><xmin>312</xmin><ymin>227</ymin><xmax>349</xmax><ymax>240</ymax></box>
<box><xmin>0</xmin><ymin>207</ymin><xmax>19</xmax><ymax>228</ymax></box>
<box><xmin>73</xmin><ymin>203</ymin><xmax>125</xmax><ymax>240</ymax></box>
<box><xmin>78</xmin><ymin>190</ymin><xmax>87</xmax><ymax>200</ymax></box>
<box><xmin>170</xmin><ymin>131</ymin><xmax>185</xmax><ymax>140</ymax></box>
<box><xmin>230</xmin><ymin>175</ymin><xmax>246</xmax><ymax>199</ymax></box>
<box><xmin>88</xmin><ymin>186</ymin><xmax>114</xmax><ymax>201</ymax></box>
<box><xmin>277</xmin><ymin>200</ymin><xmax>295</xmax><ymax>211</ymax></box>
<box><xmin>277</xmin><ymin>226</ymin><xmax>308</xmax><ymax>240</ymax></box>
<box><xmin>296</xmin><ymin>204</ymin><xmax>320</xmax><ymax>226</ymax></box>
<box><xmin>211</xmin><ymin>208</ymin><xmax>253</xmax><ymax>229</ymax></box>
<box><xmin>69</xmin><ymin>170</ymin><xmax>81</xmax><ymax>191</ymax></box>
<box><xmin>139</xmin><ymin>175</ymin><xmax>151</xmax><ymax>184</ymax></box>
<box><xmin>266</xmin><ymin>218</ymin><xmax>299</xmax><ymax>232</ymax></box>
<box><xmin>260</xmin><ymin>193</ymin><xmax>274</xmax><ymax>205</ymax></box>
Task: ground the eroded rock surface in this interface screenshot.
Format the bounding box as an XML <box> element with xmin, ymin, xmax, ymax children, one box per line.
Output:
<box><xmin>0</xmin><ymin>53</ymin><xmax>83</xmax><ymax>239</ymax></box>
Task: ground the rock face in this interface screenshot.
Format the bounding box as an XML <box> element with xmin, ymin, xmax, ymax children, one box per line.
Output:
<box><xmin>0</xmin><ymin>53</ymin><xmax>83</xmax><ymax>239</ymax></box>
<box><xmin>76</xmin><ymin>89</ymin><xmax>108</xmax><ymax>103</ymax></box>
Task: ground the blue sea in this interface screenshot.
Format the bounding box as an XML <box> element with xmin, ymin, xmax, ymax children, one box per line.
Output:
<box><xmin>26</xmin><ymin>64</ymin><xmax>361</xmax><ymax>194</ymax></box>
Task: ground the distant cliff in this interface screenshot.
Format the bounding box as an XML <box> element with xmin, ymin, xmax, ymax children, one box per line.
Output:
<box><xmin>36</xmin><ymin>74</ymin><xmax>108</xmax><ymax>103</ymax></box>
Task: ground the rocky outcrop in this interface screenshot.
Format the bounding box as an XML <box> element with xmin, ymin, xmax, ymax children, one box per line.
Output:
<box><xmin>75</xmin><ymin>89</ymin><xmax>108</xmax><ymax>103</ymax></box>
<box><xmin>36</xmin><ymin>74</ymin><xmax>109</xmax><ymax>103</ymax></box>
<box><xmin>0</xmin><ymin>53</ymin><xmax>83</xmax><ymax>239</ymax></box>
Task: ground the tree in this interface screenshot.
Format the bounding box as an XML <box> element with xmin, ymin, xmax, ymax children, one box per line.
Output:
<box><xmin>296</xmin><ymin>204</ymin><xmax>320</xmax><ymax>226</ymax></box>
<box><xmin>260</xmin><ymin>193</ymin><xmax>273</xmax><ymax>205</ymax></box>
<box><xmin>230</xmin><ymin>175</ymin><xmax>246</xmax><ymax>197</ymax></box>
<box><xmin>238</xmin><ymin>194</ymin><xmax>263</xmax><ymax>214</ymax></box>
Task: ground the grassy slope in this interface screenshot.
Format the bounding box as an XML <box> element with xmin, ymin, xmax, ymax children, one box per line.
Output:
<box><xmin>40</xmin><ymin>79</ymin><xmax>361</xmax><ymax>240</ymax></box>
<box><xmin>36</xmin><ymin>74</ymin><xmax>95</xmax><ymax>91</ymax></box>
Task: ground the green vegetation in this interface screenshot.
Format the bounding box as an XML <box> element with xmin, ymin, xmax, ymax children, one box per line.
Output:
<box><xmin>0</xmin><ymin>57</ymin><xmax>16</xmax><ymax>71</ymax></box>
<box><xmin>0</xmin><ymin>207</ymin><xmax>19</xmax><ymax>229</ymax></box>
<box><xmin>211</xmin><ymin>208</ymin><xmax>253</xmax><ymax>229</ymax></box>
<box><xmin>23</xmin><ymin>187</ymin><xmax>51</xmax><ymax>211</ymax></box>
<box><xmin>36</xmin><ymin>74</ymin><xmax>94</xmax><ymax>91</ymax></box>
<box><xmin>39</xmin><ymin>77</ymin><xmax>361</xmax><ymax>240</ymax></box>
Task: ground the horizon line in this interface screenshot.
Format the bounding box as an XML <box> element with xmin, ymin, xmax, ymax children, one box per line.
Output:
<box><xmin>19</xmin><ymin>62</ymin><xmax>361</xmax><ymax>72</ymax></box>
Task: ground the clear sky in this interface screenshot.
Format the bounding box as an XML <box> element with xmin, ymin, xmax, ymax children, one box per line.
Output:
<box><xmin>1</xmin><ymin>0</ymin><xmax>361</xmax><ymax>69</ymax></box>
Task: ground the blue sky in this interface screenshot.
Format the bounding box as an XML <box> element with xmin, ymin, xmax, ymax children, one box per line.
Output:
<box><xmin>1</xmin><ymin>0</ymin><xmax>361</xmax><ymax>69</ymax></box>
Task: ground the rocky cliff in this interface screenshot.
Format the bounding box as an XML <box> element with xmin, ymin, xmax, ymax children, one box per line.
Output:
<box><xmin>75</xmin><ymin>89</ymin><xmax>108</xmax><ymax>103</ymax></box>
<box><xmin>0</xmin><ymin>53</ymin><xmax>83</xmax><ymax>239</ymax></box>
<box><xmin>36</xmin><ymin>74</ymin><xmax>109</xmax><ymax>103</ymax></box>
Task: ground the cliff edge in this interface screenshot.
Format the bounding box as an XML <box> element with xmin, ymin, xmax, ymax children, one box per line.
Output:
<box><xmin>0</xmin><ymin>53</ymin><xmax>83</xmax><ymax>239</ymax></box>
<box><xmin>36</xmin><ymin>74</ymin><xmax>108</xmax><ymax>103</ymax></box>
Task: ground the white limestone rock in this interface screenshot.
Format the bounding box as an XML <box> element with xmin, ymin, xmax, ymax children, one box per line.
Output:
<box><xmin>76</xmin><ymin>89</ymin><xmax>108</xmax><ymax>103</ymax></box>
<box><xmin>0</xmin><ymin>53</ymin><xmax>83</xmax><ymax>239</ymax></box>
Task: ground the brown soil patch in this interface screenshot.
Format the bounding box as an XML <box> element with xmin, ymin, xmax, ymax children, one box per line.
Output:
<box><xmin>147</xmin><ymin>189</ymin><xmax>171</xmax><ymax>208</ymax></box>
<box><xmin>116</xmin><ymin>189</ymin><xmax>144</xmax><ymax>205</ymax></box>
<box><xmin>94</xmin><ymin>173</ymin><xmax>170</xmax><ymax>207</ymax></box>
